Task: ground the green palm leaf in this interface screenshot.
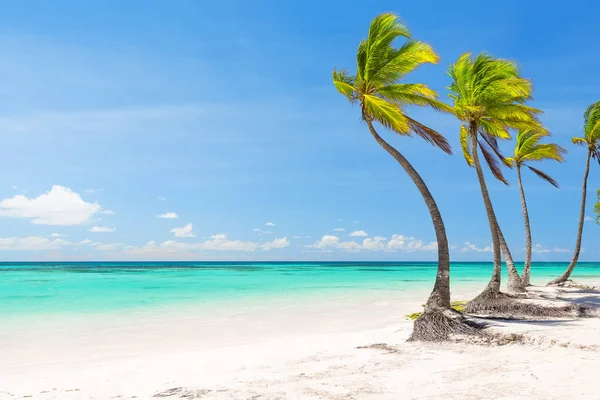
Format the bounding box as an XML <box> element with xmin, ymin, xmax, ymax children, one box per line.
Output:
<box><xmin>332</xmin><ymin>12</ymin><xmax>452</xmax><ymax>154</ymax></box>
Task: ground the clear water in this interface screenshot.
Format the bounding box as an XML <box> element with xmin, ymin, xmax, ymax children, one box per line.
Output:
<box><xmin>1</xmin><ymin>261</ymin><xmax>599</xmax><ymax>317</ymax></box>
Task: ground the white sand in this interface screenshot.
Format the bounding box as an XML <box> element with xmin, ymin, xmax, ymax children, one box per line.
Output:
<box><xmin>2</xmin><ymin>282</ymin><xmax>599</xmax><ymax>400</ymax></box>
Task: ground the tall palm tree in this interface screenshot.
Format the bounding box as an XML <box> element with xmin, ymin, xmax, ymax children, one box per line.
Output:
<box><xmin>333</xmin><ymin>13</ymin><xmax>478</xmax><ymax>340</ymax></box>
<box><xmin>448</xmin><ymin>53</ymin><xmax>543</xmax><ymax>305</ymax></box>
<box><xmin>506</xmin><ymin>128</ymin><xmax>566</xmax><ymax>286</ymax></box>
<box><xmin>548</xmin><ymin>100</ymin><xmax>600</xmax><ymax>285</ymax></box>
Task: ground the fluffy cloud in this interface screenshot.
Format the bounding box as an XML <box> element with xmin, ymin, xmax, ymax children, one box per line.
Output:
<box><xmin>0</xmin><ymin>185</ymin><xmax>101</xmax><ymax>225</ymax></box>
<box><xmin>333</xmin><ymin>228</ymin><xmax>345</xmax><ymax>232</ymax></box>
<box><xmin>553</xmin><ymin>247</ymin><xmax>571</xmax><ymax>253</ymax></box>
<box><xmin>265</xmin><ymin>222</ymin><xmax>276</xmax><ymax>227</ymax></box>
<box><xmin>308</xmin><ymin>234</ymin><xmax>437</xmax><ymax>252</ymax></box>
<box><xmin>291</xmin><ymin>235</ymin><xmax>311</xmax><ymax>239</ymax></box>
<box><xmin>170</xmin><ymin>223</ymin><xmax>195</xmax><ymax>238</ymax></box>
<box><xmin>260</xmin><ymin>237</ymin><xmax>290</xmax><ymax>251</ymax></box>
<box><xmin>461</xmin><ymin>242</ymin><xmax>492</xmax><ymax>253</ymax></box>
<box><xmin>100</xmin><ymin>209</ymin><xmax>116</xmax><ymax>215</ymax></box>
<box><xmin>0</xmin><ymin>236</ymin><xmax>70</xmax><ymax>250</ymax></box>
<box><xmin>158</xmin><ymin>212</ymin><xmax>178</xmax><ymax>219</ymax></box>
<box><xmin>84</xmin><ymin>188</ymin><xmax>103</xmax><ymax>194</ymax></box>
<box><xmin>349</xmin><ymin>230</ymin><xmax>368</xmax><ymax>237</ymax></box>
<box><xmin>88</xmin><ymin>226</ymin><xmax>115</xmax><ymax>233</ymax></box>
<box><xmin>202</xmin><ymin>234</ymin><xmax>257</xmax><ymax>251</ymax></box>
<box><xmin>50</xmin><ymin>233</ymin><xmax>68</xmax><ymax>238</ymax></box>
<box><xmin>584</xmin><ymin>216</ymin><xmax>593</xmax><ymax>222</ymax></box>
<box><xmin>532</xmin><ymin>244</ymin><xmax>551</xmax><ymax>253</ymax></box>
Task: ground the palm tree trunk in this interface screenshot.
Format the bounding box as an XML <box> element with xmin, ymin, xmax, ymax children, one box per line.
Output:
<box><xmin>365</xmin><ymin>119</ymin><xmax>450</xmax><ymax>311</ymax></box>
<box><xmin>469</xmin><ymin>123</ymin><xmax>502</xmax><ymax>295</ymax></box>
<box><xmin>517</xmin><ymin>166</ymin><xmax>533</xmax><ymax>286</ymax></box>
<box><xmin>497</xmin><ymin>226</ymin><xmax>525</xmax><ymax>292</ymax></box>
<box><xmin>548</xmin><ymin>150</ymin><xmax>592</xmax><ymax>285</ymax></box>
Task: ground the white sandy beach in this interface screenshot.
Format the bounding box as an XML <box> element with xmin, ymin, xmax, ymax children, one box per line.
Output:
<box><xmin>2</xmin><ymin>281</ymin><xmax>600</xmax><ymax>400</ymax></box>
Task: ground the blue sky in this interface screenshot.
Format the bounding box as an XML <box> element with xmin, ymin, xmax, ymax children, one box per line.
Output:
<box><xmin>0</xmin><ymin>0</ymin><xmax>598</xmax><ymax>261</ymax></box>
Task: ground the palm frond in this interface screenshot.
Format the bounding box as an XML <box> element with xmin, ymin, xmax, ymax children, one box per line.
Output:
<box><xmin>572</xmin><ymin>137</ymin><xmax>587</xmax><ymax>146</ymax></box>
<box><xmin>376</xmin><ymin>83</ymin><xmax>453</xmax><ymax>113</ymax></box>
<box><xmin>480</xmin><ymin>131</ymin><xmax>512</xmax><ymax>167</ymax></box>
<box><xmin>405</xmin><ymin>116</ymin><xmax>452</xmax><ymax>154</ymax></box>
<box><xmin>360</xmin><ymin>13</ymin><xmax>410</xmax><ymax>82</ymax></box>
<box><xmin>460</xmin><ymin>125</ymin><xmax>474</xmax><ymax>166</ymax></box>
<box><xmin>478</xmin><ymin>138</ymin><xmax>509</xmax><ymax>185</ymax></box>
<box><xmin>362</xmin><ymin>94</ymin><xmax>410</xmax><ymax>134</ymax></box>
<box><xmin>332</xmin><ymin>69</ymin><xmax>356</xmax><ymax>101</ymax></box>
<box><xmin>369</xmin><ymin>40</ymin><xmax>439</xmax><ymax>87</ymax></box>
<box><xmin>526</xmin><ymin>165</ymin><xmax>560</xmax><ymax>188</ymax></box>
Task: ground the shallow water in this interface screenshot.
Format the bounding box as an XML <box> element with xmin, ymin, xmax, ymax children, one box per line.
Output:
<box><xmin>2</xmin><ymin>261</ymin><xmax>599</xmax><ymax>317</ymax></box>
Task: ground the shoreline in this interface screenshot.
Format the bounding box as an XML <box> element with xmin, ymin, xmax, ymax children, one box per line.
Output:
<box><xmin>2</xmin><ymin>279</ymin><xmax>600</xmax><ymax>399</ymax></box>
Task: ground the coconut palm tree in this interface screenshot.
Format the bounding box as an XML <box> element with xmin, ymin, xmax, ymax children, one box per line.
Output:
<box><xmin>332</xmin><ymin>13</ymin><xmax>479</xmax><ymax>340</ymax></box>
<box><xmin>505</xmin><ymin>128</ymin><xmax>566</xmax><ymax>286</ymax></box>
<box><xmin>548</xmin><ymin>100</ymin><xmax>600</xmax><ymax>285</ymax></box>
<box><xmin>448</xmin><ymin>53</ymin><xmax>543</xmax><ymax>307</ymax></box>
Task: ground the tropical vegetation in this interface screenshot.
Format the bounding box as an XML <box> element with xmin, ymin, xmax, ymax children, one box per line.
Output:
<box><xmin>548</xmin><ymin>100</ymin><xmax>600</xmax><ymax>285</ymax></box>
<box><xmin>447</xmin><ymin>52</ymin><xmax>542</xmax><ymax>303</ymax></box>
<box><xmin>333</xmin><ymin>12</ymin><xmax>598</xmax><ymax>340</ymax></box>
<box><xmin>506</xmin><ymin>129</ymin><xmax>566</xmax><ymax>285</ymax></box>
<box><xmin>332</xmin><ymin>13</ymin><xmax>479</xmax><ymax>340</ymax></box>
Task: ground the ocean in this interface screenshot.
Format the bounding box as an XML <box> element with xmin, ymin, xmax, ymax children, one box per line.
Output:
<box><xmin>2</xmin><ymin>261</ymin><xmax>599</xmax><ymax>317</ymax></box>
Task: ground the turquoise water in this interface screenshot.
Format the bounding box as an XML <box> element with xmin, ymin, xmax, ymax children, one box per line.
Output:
<box><xmin>1</xmin><ymin>261</ymin><xmax>599</xmax><ymax>317</ymax></box>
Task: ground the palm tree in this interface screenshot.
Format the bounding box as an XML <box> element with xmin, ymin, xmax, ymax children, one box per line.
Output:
<box><xmin>548</xmin><ymin>100</ymin><xmax>600</xmax><ymax>285</ymax></box>
<box><xmin>448</xmin><ymin>53</ymin><xmax>543</xmax><ymax>307</ymax></box>
<box><xmin>333</xmin><ymin>13</ymin><xmax>479</xmax><ymax>340</ymax></box>
<box><xmin>506</xmin><ymin>128</ymin><xmax>566</xmax><ymax>286</ymax></box>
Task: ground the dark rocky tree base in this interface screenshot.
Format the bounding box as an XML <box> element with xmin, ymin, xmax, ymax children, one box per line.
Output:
<box><xmin>408</xmin><ymin>309</ymin><xmax>485</xmax><ymax>342</ymax></box>
<box><xmin>464</xmin><ymin>289</ymin><xmax>587</xmax><ymax>318</ymax></box>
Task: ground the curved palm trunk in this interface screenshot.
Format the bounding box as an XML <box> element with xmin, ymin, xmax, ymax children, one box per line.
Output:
<box><xmin>365</xmin><ymin>119</ymin><xmax>450</xmax><ymax>311</ymax></box>
<box><xmin>517</xmin><ymin>166</ymin><xmax>533</xmax><ymax>286</ymax></box>
<box><xmin>548</xmin><ymin>150</ymin><xmax>592</xmax><ymax>285</ymax></box>
<box><xmin>497</xmin><ymin>226</ymin><xmax>525</xmax><ymax>292</ymax></box>
<box><xmin>470</xmin><ymin>123</ymin><xmax>502</xmax><ymax>295</ymax></box>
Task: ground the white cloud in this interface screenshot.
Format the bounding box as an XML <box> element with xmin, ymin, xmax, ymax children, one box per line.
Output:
<box><xmin>584</xmin><ymin>215</ymin><xmax>593</xmax><ymax>222</ymax></box>
<box><xmin>362</xmin><ymin>236</ymin><xmax>387</xmax><ymax>250</ymax></box>
<box><xmin>260</xmin><ymin>237</ymin><xmax>290</xmax><ymax>251</ymax></box>
<box><xmin>308</xmin><ymin>233</ymin><xmax>436</xmax><ymax>253</ymax></box>
<box><xmin>157</xmin><ymin>196</ymin><xmax>167</xmax><ymax>201</ymax></box>
<box><xmin>158</xmin><ymin>212</ymin><xmax>178</xmax><ymax>219</ymax></box>
<box><xmin>171</xmin><ymin>223</ymin><xmax>195</xmax><ymax>238</ymax></box>
<box><xmin>0</xmin><ymin>185</ymin><xmax>101</xmax><ymax>225</ymax></box>
<box><xmin>201</xmin><ymin>234</ymin><xmax>257</xmax><ymax>251</ymax></box>
<box><xmin>553</xmin><ymin>247</ymin><xmax>571</xmax><ymax>253</ymax></box>
<box><xmin>265</xmin><ymin>222</ymin><xmax>276</xmax><ymax>227</ymax></box>
<box><xmin>349</xmin><ymin>230</ymin><xmax>368</xmax><ymax>237</ymax></box>
<box><xmin>532</xmin><ymin>244</ymin><xmax>551</xmax><ymax>253</ymax></box>
<box><xmin>100</xmin><ymin>209</ymin><xmax>116</xmax><ymax>215</ymax></box>
<box><xmin>0</xmin><ymin>236</ymin><xmax>70</xmax><ymax>251</ymax></box>
<box><xmin>50</xmin><ymin>233</ymin><xmax>68</xmax><ymax>238</ymax></box>
<box><xmin>461</xmin><ymin>241</ymin><xmax>493</xmax><ymax>253</ymax></box>
<box><xmin>11</xmin><ymin>185</ymin><xmax>18</xmax><ymax>190</ymax></box>
<box><xmin>84</xmin><ymin>188</ymin><xmax>103</xmax><ymax>194</ymax></box>
<box><xmin>88</xmin><ymin>226</ymin><xmax>115</xmax><ymax>233</ymax></box>
<box><xmin>387</xmin><ymin>234</ymin><xmax>437</xmax><ymax>252</ymax></box>
<box><xmin>333</xmin><ymin>228</ymin><xmax>345</xmax><ymax>232</ymax></box>
<box><xmin>291</xmin><ymin>235</ymin><xmax>311</xmax><ymax>239</ymax></box>
<box><xmin>253</xmin><ymin>228</ymin><xmax>273</xmax><ymax>235</ymax></box>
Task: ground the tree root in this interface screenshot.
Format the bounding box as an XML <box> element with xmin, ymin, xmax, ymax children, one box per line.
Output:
<box><xmin>465</xmin><ymin>291</ymin><xmax>587</xmax><ymax>318</ymax></box>
<box><xmin>408</xmin><ymin>309</ymin><xmax>485</xmax><ymax>342</ymax></box>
